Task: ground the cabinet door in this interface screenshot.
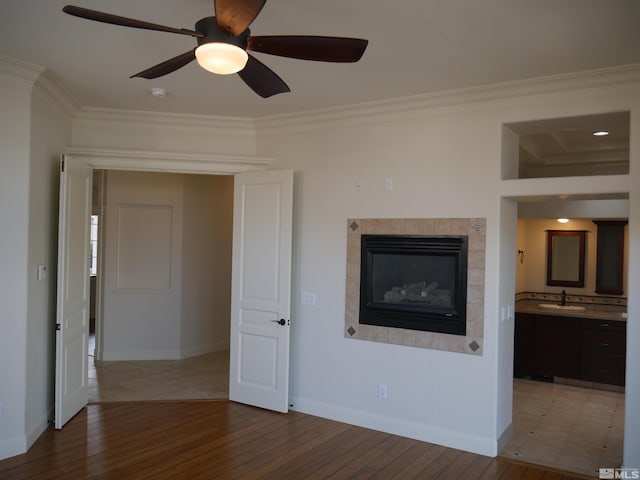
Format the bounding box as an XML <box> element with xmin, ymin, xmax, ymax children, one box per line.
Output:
<box><xmin>581</xmin><ymin>319</ymin><xmax>626</xmax><ymax>386</ymax></box>
<box><xmin>581</xmin><ymin>355</ymin><xmax>626</xmax><ymax>386</ymax></box>
<box><xmin>534</xmin><ymin>316</ymin><xmax>581</xmax><ymax>379</ymax></box>
<box><xmin>514</xmin><ymin>313</ymin><xmax>536</xmax><ymax>378</ymax></box>
<box><xmin>593</xmin><ymin>220</ymin><xmax>627</xmax><ymax>295</ymax></box>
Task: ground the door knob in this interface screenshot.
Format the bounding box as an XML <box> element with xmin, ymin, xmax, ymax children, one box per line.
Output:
<box><xmin>271</xmin><ymin>318</ymin><xmax>286</xmax><ymax>326</ymax></box>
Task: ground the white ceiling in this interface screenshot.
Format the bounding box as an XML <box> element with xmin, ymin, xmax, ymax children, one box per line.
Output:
<box><xmin>2</xmin><ymin>0</ymin><xmax>640</xmax><ymax>118</ymax></box>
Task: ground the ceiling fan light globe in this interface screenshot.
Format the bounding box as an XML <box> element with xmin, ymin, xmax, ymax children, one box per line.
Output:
<box><xmin>195</xmin><ymin>43</ymin><xmax>248</xmax><ymax>75</ymax></box>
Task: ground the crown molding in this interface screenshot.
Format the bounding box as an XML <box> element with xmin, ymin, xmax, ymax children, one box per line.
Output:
<box><xmin>0</xmin><ymin>54</ymin><xmax>44</xmax><ymax>85</ymax></box>
<box><xmin>256</xmin><ymin>63</ymin><xmax>640</xmax><ymax>133</ymax></box>
<box><xmin>75</xmin><ymin>107</ymin><xmax>255</xmax><ymax>133</ymax></box>
<box><xmin>64</xmin><ymin>147</ymin><xmax>272</xmax><ymax>175</ymax></box>
<box><xmin>32</xmin><ymin>70</ymin><xmax>81</xmax><ymax>119</ymax></box>
<box><xmin>0</xmin><ymin>55</ymin><xmax>80</xmax><ymax>116</ymax></box>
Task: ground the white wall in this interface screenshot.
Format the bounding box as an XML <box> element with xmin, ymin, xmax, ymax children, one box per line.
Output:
<box><xmin>72</xmin><ymin>109</ymin><xmax>257</xmax><ymax>158</ymax></box>
<box><xmin>256</xmin><ymin>78</ymin><xmax>640</xmax><ymax>459</ymax></box>
<box><xmin>497</xmin><ymin>198</ymin><xmax>517</xmax><ymax>450</ymax></box>
<box><xmin>257</xmin><ymin>109</ymin><xmax>505</xmax><ymax>455</ymax></box>
<box><xmin>181</xmin><ymin>174</ymin><xmax>233</xmax><ymax>355</ymax></box>
<box><xmin>0</xmin><ymin>69</ymin><xmax>32</xmax><ymax>460</ymax></box>
<box><xmin>516</xmin><ymin>219</ymin><xmax>527</xmax><ymax>292</ymax></box>
<box><xmin>25</xmin><ymin>78</ymin><xmax>72</xmax><ymax>448</ymax></box>
<box><xmin>0</xmin><ymin>60</ymin><xmax>74</xmax><ymax>460</ymax></box>
<box><xmin>102</xmin><ymin>171</ymin><xmax>184</xmax><ymax>360</ymax></box>
<box><xmin>625</xmin><ymin>188</ymin><xmax>640</xmax><ymax>466</ymax></box>
<box><xmin>101</xmin><ymin>171</ymin><xmax>233</xmax><ymax>360</ymax></box>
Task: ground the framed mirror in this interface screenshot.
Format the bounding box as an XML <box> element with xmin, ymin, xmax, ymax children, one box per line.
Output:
<box><xmin>546</xmin><ymin>230</ymin><xmax>586</xmax><ymax>287</ymax></box>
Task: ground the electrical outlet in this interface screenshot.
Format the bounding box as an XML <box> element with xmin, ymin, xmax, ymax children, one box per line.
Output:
<box><xmin>378</xmin><ymin>383</ymin><xmax>388</xmax><ymax>399</ymax></box>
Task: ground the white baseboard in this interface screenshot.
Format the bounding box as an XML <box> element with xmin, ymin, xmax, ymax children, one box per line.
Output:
<box><xmin>497</xmin><ymin>422</ymin><xmax>514</xmax><ymax>454</ymax></box>
<box><xmin>101</xmin><ymin>341</ymin><xmax>230</xmax><ymax>361</ymax></box>
<box><xmin>179</xmin><ymin>341</ymin><xmax>229</xmax><ymax>359</ymax></box>
<box><xmin>0</xmin><ymin>407</ymin><xmax>53</xmax><ymax>461</ymax></box>
<box><xmin>101</xmin><ymin>349</ymin><xmax>183</xmax><ymax>361</ymax></box>
<box><xmin>289</xmin><ymin>395</ymin><xmax>497</xmax><ymax>457</ymax></box>
<box><xmin>26</xmin><ymin>409</ymin><xmax>51</xmax><ymax>450</ymax></box>
<box><xmin>0</xmin><ymin>434</ymin><xmax>26</xmax><ymax>462</ymax></box>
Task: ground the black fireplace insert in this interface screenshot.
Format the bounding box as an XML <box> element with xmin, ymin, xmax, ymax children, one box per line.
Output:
<box><xmin>359</xmin><ymin>234</ymin><xmax>468</xmax><ymax>335</ymax></box>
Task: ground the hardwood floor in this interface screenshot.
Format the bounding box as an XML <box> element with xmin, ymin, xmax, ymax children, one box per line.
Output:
<box><xmin>0</xmin><ymin>401</ymin><xmax>594</xmax><ymax>480</ymax></box>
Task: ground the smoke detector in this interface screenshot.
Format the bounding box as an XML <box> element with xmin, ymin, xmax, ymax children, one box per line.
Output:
<box><xmin>150</xmin><ymin>87</ymin><xmax>167</xmax><ymax>98</ymax></box>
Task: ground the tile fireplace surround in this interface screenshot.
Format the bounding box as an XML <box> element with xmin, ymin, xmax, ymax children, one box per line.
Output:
<box><xmin>345</xmin><ymin>218</ymin><xmax>486</xmax><ymax>355</ymax></box>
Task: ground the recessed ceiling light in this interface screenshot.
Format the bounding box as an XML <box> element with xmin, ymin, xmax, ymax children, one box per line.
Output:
<box><xmin>593</xmin><ymin>130</ymin><xmax>609</xmax><ymax>136</ymax></box>
<box><xmin>557</xmin><ymin>218</ymin><xmax>570</xmax><ymax>224</ymax></box>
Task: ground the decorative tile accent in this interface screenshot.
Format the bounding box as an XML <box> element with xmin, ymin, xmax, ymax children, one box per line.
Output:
<box><xmin>517</xmin><ymin>291</ymin><xmax>627</xmax><ymax>308</ymax></box>
<box><xmin>344</xmin><ymin>218</ymin><xmax>486</xmax><ymax>356</ymax></box>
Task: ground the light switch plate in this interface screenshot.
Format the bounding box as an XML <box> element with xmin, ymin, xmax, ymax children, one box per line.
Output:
<box><xmin>301</xmin><ymin>292</ymin><xmax>316</xmax><ymax>306</ymax></box>
<box><xmin>37</xmin><ymin>264</ymin><xmax>47</xmax><ymax>281</ymax></box>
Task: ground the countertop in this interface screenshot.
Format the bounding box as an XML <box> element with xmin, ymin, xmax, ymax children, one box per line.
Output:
<box><xmin>515</xmin><ymin>299</ymin><xmax>627</xmax><ymax>322</ymax></box>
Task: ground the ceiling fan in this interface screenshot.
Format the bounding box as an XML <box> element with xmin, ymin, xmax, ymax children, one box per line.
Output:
<box><xmin>62</xmin><ymin>1</ymin><xmax>368</xmax><ymax>98</ymax></box>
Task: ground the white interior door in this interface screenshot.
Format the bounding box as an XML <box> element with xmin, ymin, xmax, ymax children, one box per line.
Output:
<box><xmin>55</xmin><ymin>155</ymin><xmax>92</xmax><ymax>429</ymax></box>
<box><xmin>229</xmin><ymin>169</ymin><xmax>293</xmax><ymax>413</ymax></box>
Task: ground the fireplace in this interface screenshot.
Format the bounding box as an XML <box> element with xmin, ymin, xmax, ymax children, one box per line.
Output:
<box><xmin>359</xmin><ymin>234</ymin><xmax>468</xmax><ymax>335</ymax></box>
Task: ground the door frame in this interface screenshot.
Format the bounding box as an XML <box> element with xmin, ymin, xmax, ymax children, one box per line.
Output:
<box><xmin>61</xmin><ymin>149</ymin><xmax>275</xmax><ymax>403</ymax></box>
<box><xmin>77</xmin><ymin>150</ymin><xmax>272</xmax><ymax>362</ymax></box>
<box><xmin>499</xmin><ymin>193</ymin><xmax>631</xmax><ymax>462</ymax></box>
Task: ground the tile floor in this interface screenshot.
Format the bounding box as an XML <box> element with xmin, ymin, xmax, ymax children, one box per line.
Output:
<box><xmin>88</xmin><ymin>336</ymin><xmax>230</xmax><ymax>402</ymax></box>
<box><xmin>501</xmin><ymin>379</ymin><xmax>625</xmax><ymax>477</ymax></box>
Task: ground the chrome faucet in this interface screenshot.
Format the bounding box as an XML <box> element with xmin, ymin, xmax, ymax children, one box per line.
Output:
<box><xmin>561</xmin><ymin>290</ymin><xmax>567</xmax><ymax>306</ymax></box>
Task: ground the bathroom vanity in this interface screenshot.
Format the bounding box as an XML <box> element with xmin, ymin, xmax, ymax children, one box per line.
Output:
<box><xmin>514</xmin><ymin>300</ymin><xmax>626</xmax><ymax>386</ymax></box>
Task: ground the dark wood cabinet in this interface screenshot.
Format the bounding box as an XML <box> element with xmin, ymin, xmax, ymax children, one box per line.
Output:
<box><xmin>534</xmin><ymin>316</ymin><xmax>581</xmax><ymax>379</ymax></box>
<box><xmin>514</xmin><ymin>313</ymin><xmax>536</xmax><ymax>378</ymax></box>
<box><xmin>514</xmin><ymin>313</ymin><xmax>626</xmax><ymax>386</ymax></box>
<box><xmin>593</xmin><ymin>220</ymin><xmax>627</xmax><ymax>295</ymax></box>
<box><xmin>581</xmin><ymin>319</ymin><xmax>626</xmax><ymax>386</ymax></box>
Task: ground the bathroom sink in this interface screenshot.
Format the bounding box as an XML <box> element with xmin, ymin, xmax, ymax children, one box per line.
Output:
<box><xmin>538</xmin><ymin>303</ymin><xmax>586</xmax><ymax>312</ymax></box>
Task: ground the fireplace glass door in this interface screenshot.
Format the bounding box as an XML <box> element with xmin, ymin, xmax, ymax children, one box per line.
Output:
<box><xmin>359</xmin><ymin>235</ymin><xmax>468</xmax><ymax>335</ymax></box>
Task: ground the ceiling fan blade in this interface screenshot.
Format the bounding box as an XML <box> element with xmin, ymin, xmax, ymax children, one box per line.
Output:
<box><xmin>248</xmin><ymin>36</ymin><xmax>368</xmax><ymax>62</ymax></box>
<box><xmin>130</xmin><ymin>49</ymin><xmax>197</xmax><ymax>79</ymax></box>
<box><xmin>214</xmin><ymin>0</ymin><xmax>266</xmax><ymax>36</ymax></box>
<box><xmin>237</xmin><ymin>55</ymin><xmax>290</xmax><ymax>98</ymax></box>
<box><xmin>62</xmin><ymin>5</ymin><xmax>202</xmax><ymax>37</ymax></box>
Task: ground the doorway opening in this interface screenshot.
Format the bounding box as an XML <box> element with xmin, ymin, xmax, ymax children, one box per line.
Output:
<box><xmin>88</xmin><ymin>170</ymin><xmax>234</xmax><ymax>402</ymax></box>
<box><xmin>89</xmin><ymin>213</ymin><xmax>98</xmax><ymax>357</ymax></box>
<box><xmin>501</xmin><ymin>198</ymin><xmax>628</xmax><ymax>477</ymax></box>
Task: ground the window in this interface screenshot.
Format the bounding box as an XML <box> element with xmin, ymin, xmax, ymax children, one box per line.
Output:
<box><xmin>90</xmin><ymin>214</ymin><xmax>98</xmax><ymax>276</ymax></box>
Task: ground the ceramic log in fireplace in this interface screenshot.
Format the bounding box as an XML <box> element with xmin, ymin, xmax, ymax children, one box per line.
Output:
<box><xmin>359</xmin><ymin>234</ymin><xmax>468</xmax><ymax>335</ymax></box>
